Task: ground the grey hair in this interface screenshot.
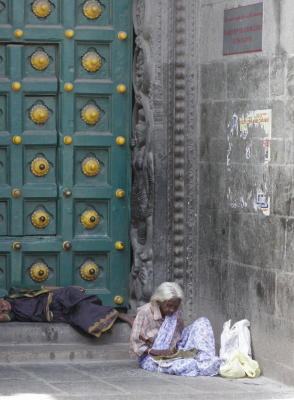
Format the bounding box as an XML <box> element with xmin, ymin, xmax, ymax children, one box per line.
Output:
<box><xmin>150</xmin><ymin>282</ymin><xmax>184</xmax><ymax>303</ymax></box>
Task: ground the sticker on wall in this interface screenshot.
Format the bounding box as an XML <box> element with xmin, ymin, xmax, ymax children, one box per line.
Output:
<box><xmin>263</xmin><ymin>139</ymin><xmax>270</xmax><ymax>162</ymax></box>
<box><xmin>239</xmin><ymin>118</ymin><xmax>248</xmax><ymax>139</ymax></box>
<box><xmin>227</xmin><ymin>113</ymin><xmax>239</xmax><ymax>169</ymax></box>
<box><xmin>256</xmin><ymin>192</ymin><xmax>270</xmax><ymax>216</ymax></box>
<box><xmin>245</xmin><ymin>144</ymin><xmax>251</xmax><ymax>160</ymax></box>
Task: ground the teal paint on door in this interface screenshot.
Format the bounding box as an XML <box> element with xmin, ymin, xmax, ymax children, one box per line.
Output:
<box><xmin>0</xmin><ymin>0</ymin><xmax>132</xmax><ymax>307</ymax></box>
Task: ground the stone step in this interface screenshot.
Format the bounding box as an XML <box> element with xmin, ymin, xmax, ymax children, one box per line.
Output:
<box><xmin>0</xmin><ymin>343</ymin><xmax>130</xmax><ymax>363</ymax></box>
<box><xmin>0</xmin><ymin>321</ymin><xmax>131</xmax><ymax>344</ymax></box>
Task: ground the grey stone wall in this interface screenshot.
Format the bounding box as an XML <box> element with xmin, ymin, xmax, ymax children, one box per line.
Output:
<box><xmin>131</xmin><ymin>0</ymin><xmax>294</xmax><ymax>385</ymax></box>
<box><xmin>197</xmin><ymin>0</ymin><xmax>294</xmax><ymax>386</ymax></box>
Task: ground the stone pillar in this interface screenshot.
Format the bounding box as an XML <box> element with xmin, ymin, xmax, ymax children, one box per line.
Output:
<box><xmin>130</xmin><ymin>0</ymin><xmax>199</xmax><ymax>321</ymax></box>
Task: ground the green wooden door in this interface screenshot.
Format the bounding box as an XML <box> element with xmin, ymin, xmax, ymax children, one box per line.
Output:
<box><xmin>0</xmin><ymin>0</ymin><xmax>132</xmax><ymax>306</ymax></box>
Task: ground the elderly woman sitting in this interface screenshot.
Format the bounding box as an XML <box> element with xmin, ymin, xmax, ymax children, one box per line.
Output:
<box><xmin>130</xmin><ymin>282</ymin><xmax>221</xmax><ymax>376</ymax></box>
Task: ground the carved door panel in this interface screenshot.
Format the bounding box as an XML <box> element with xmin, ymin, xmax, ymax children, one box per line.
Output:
<box><xmin>0</xmin><ymin>0</ymin><xmax>132</xmax><ymax>306</ymax></box>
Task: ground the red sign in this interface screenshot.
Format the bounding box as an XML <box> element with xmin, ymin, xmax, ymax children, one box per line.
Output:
<box><xmin>223</xmin><ymin>3</ymin><xmax>263</xmax><ymax>56</ymax></box>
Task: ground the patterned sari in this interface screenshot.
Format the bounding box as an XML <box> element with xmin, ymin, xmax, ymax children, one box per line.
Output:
<box><xmin>140</xmin><ymin>314</ymin><xmax>221</xmax><ymax>376</ymax></box>
<box><xmin>6</xmin><ymin>287</ymin><xmax>118</xmax><ymax>338</ymax></box>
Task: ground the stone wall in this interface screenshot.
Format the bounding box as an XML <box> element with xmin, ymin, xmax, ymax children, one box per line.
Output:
<box><xmin>197</xmin><ymin>0</ymin><xmax>294</xmax><ymax>385</ymax></box>
<box><xmin>131</xmin><ymin>0</ymin><xmax>294</xmax><ymax>385</ymax></box>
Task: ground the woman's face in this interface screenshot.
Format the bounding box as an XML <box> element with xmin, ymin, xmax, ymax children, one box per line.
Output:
<box><xmin>158</xmin><ymin>297</ymin><xmax>181</xmax><ymax>316</ymax></box>
<box><xmin>0</xmin><ymin>299</ymin><xmax>11</xmax><ymax>313</ymax></box>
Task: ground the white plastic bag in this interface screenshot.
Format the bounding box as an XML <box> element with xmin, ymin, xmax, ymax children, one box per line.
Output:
<box><xmin>220</xmin><ymin>351</ymin><xmax>261</xmax><ymax>379</ymax></box>
<box><xmin>219</xmin><ymin>319</ymin><xmax>260</xmax><ymax>379</ymax></box>
<box><xmin>220</xmin><ymin>319</ymin><xmax>251</xmax><ymax>360</ymax></box>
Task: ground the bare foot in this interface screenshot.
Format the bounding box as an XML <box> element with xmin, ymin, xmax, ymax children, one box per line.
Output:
<box><xmin>118</xmin><ymin>313</ymin><xmax>136</xmax><ymax>327</ymax></box>
<box><xmin>0</xmin><ymin>313</ymin><xmax>11</xmax><ymax>322</ymax></box>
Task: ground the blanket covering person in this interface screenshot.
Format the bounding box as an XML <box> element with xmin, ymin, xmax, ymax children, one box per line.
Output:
<box><xmin>4</xmin><ymin>286</ymin><xmax>118</xmax><ymax>338</ymax></box>
<box><xmin>130</xmin><ymin>282</ymin><xmax>221</xmax><ymax>376</ymax></box>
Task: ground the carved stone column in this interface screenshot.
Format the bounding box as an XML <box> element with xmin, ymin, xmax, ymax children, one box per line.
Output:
<box><xmin>166</xmin><ymin>0</ymin><xmax>199</xmax><ymax>320</ymax></box>
<box><xmin>130</xmin><ymin>0</ymin><xmax>199</xmax><ymax>319</ymax></box>
<box><xmin>129</xmin><ymin>0</ymin><xmax>155</xmax><ymax>310</ymax></box>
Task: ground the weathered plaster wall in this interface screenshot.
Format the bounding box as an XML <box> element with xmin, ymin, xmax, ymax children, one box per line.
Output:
<box><xmin>197</xmin><ymin>0</ymin><xmax>294</xmax><ymax>385</ymax></box>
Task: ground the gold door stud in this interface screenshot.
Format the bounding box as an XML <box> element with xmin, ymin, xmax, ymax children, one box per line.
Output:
<box><xmin>14</xmin><ymin>29</ymin><xmax>24</xmax><ymax>39</ymax></box>
<box><xmin>64</xmin><ymin>136</ymin><xmax>73</xmax><ymax>145</ymax></box>
<box><xmin>30</xmin><ymin>262</ymin><xmax>49</xmax><ymax>282</ymax></box>
<box><xmin>30</xmin><ymin>104</ymin><xmax>49</xmax><ymax>124</ymax></box>
<box><xmin>82</xmin><ymin>51</ymin><xmax>102</xmax><ymax>72</ymax></box>
<box><xmin>114</xmin><ymin>296</ymin><xmax>124</xmax><ymax>305</ymax></box>
<box><xmin>116</xmin><ymin>84</ymin><xmax>127</xmax><ymax>94</ymax></box>
<box><xmin>81</xmin><ymin>104</ymin><xmax>100</xmax><ymax>125</ymax></box>
<box><xmin>114</xmin><ymin>241</ymin><xmax>124</xmax><ymax>250</ymax></box>
<box><xmin>32</xmin><ymin>0</ymin><xmax>52</xmax><ymax>18</ymax></box>
<box><xmin>82</xmin><ymin>157</ymin><xmax>101</xmax><ymax>176</ymax></box>
<box><xmin>65</xmin><ymin>29</ymin><xmax>75</xmax><ymax>38</ymax></box>
<box><xmin>118</xmin><ymin>31</ymin><xmax>128</xmax><ymax>40</ymax></box>
<box><xmin>64</xmin><ymin>83</ymin><xmax>74</xmax><ymax>92</ymax></box>
<box><xmin>83</xmin><ymin>0</ymin><xmax>102</xmax><ymax>19</ymax></box>
<box><xmin>115</xmin><ymin>189</ymin><xmax>125</xmax><ymax>198</ymax></box>
<box><xmin>12</xmin><ymin>136</ymin><xmax>22</xmax><ymax>145</ymax></box>
<box><xmin>31</xmin><ymin>157</ymin><xmax>50</xmax><ymax>177</ymax></box>
<box><xmin>11</xmin><ymin>82</ymin><xmax>22</xmax><ymax>91</ymax></box>
<box><xmin>80</xmin><ymin>261</ymin><xmax>100</xmax><ymax>281</ymax></box>
<box><xmin>116</xmin><ymin>136</ymin><xmax>126</xmax><ymax>146</ymax></box>
<box><xmin>31</xmin><ymin>51</ymin><xmax>50</xmax><ymax>71</ymax></box>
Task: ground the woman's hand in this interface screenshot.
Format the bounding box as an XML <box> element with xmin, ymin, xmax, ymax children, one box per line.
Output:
<box><xmin>139</xmin><ymin>335</ymin><xmax>154</xmax><ymax>348</ymax></box>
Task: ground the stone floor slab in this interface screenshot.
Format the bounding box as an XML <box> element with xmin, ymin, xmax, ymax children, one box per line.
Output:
<box><xmin>14</xmin><ymin>364</ymin><xmax>94</xmax><ymax>383</ymax></box>
<box><xmin>0</xmin><ymin>360</ymin><xmax>293</xmax><ymax>400</ymax></box>
<box><xmin>101</xmin><ymin>375</ymin><xmax>201</xmax><ymax>395</ymax></box>
<box><xmin>0</xmin><ymin>380</ymin><xmax>60</xmax><ymax>396</ymax></box>
<box><xmin>71</xmin><ymin>360</ymin><xmax>152</xmax><ymax>378</ymax></box>
<box><xmin>51</xmin><ymin>380</ymin><xmax>126</xmax><ymax>396</ymax></box>
<box><xmin>1</xmin><ymin>395</ymin><xmax>294</xmax><ymax>400</ymax></box>
<box><xmin>0</xmin><ymin>365</ymin><xmax>29</xmax><ymax>380</ymax></box>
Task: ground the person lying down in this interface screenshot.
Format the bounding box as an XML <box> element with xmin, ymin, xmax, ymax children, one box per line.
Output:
<box><xmin>0</xmin><ymin>286</ymin><xmax>133</xmax><ymax>338</ymax></box>
<box><xmin>130</xmin><ymin>282</ymin><xmax>221</xmax><ymax>376</ymax></box>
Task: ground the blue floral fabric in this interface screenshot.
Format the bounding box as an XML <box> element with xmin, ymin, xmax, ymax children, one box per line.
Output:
<box><xmin>140</xmin><ymin>314</ymin><xmax>221</xmax><ymax>376</ymax></box>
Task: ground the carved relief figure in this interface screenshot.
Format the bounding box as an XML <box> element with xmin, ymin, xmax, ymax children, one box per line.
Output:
<box><xmin>130</xmin><ymin>106</ymin><xmax>154</xmax><ymax>309</ymax></box>
<box><xmin>130</xmin><ymin>0</ymin><xmax>154</xmax><ymax>310</ymax></box>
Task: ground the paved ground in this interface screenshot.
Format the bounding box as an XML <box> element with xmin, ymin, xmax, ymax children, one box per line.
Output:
<box><xmin>0</xmin><ymin>360</ymin><xmax>294</xmax><ymax>400</ymax></box>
